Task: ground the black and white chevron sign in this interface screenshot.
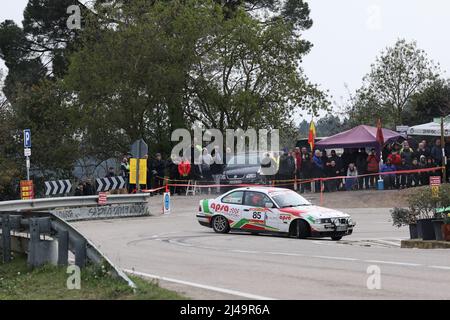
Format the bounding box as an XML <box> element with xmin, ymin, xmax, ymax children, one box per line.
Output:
<box><xmin>96</xmin><ymin>176</ymin><xmax>126</xmax><ymax>192</ymax></box>
<box><xmin>45</xmin><ymin>180</ymin><xmax>72</xmax><ymax>196</ymax></box>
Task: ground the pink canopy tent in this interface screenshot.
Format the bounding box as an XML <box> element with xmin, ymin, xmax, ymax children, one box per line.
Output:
<box><xmin>315</xmin><ymin>125</ymin><xmax>402</xmax><ymax>150</ymax></box>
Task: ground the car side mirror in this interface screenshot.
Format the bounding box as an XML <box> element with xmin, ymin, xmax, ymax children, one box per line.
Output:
<box><xmin>265</xmin><ymin>202</ymin><xmax>274</xmax><ymax>208</ymax></box>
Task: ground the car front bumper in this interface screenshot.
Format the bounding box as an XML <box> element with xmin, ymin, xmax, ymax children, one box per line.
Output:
<box><xmin>310</xmin><ymin>222</ymin><xmax>355</xmax><ymax>237</ymax></box>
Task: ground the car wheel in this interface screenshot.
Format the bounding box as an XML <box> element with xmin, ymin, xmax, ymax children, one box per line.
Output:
<box><xmin>212</xmin><ymin>215</ymin><xmax>230</xmax><ymax>234</ymax></box>
<box><xmin>291</xmin><ymin>219</ymin><xmax>310</xmax><ymax>239</ymax></box>
<box><xmin>331</xmin><ymin>236</ymin><xmax>343</xmax><ymax>241</ymax></box>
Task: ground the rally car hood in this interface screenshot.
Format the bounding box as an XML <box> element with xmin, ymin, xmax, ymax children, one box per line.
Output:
<box><xmin>279</xmin><ymin>205</ymin><xmax>349</xmax><ymax>219</ymax></box>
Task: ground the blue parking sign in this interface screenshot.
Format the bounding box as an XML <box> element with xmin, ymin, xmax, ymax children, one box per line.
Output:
<box><xmin>24</xmin><ymin>129</ymin><xmax>31</xmax><ymax>148</ymax></box>
<box><xmin>163</xmin><ymin>192</ymin><xmax>171</xmax><ymax>214</ymax></box>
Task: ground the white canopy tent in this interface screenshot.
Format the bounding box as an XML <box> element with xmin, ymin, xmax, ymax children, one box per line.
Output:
<box><xmin>407</xmin><ymin>117</ymin><xmax>450</xmax><ymax>137</ymax></box>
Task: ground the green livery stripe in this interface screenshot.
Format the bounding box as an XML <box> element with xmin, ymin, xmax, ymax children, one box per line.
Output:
<box><xmin>232</xmin><ymin>219</ymin><xmax>249</xmax><ymax>229</ymax></box>
<box><xmin>231</xmin><ymin>219</ymin><xmax>279</xmax><ymax>231</ymax></box>
<box><xmin>202</xmin><ymin>200</ymin><xmax>211</xmax><ymax>214</ymax></box>
<box><xmin>307</xmin><ymin>215</ymin><xmax>315</xmax><ymax>223</ymax></box>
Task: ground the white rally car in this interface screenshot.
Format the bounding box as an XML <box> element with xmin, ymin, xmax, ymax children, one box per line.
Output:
<box><xmin>197</xmin><ymin>187</ymin><xmax>355</xmax><ymax>240</ymax></box>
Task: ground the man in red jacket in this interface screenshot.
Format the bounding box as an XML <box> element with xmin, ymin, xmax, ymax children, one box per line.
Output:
<box><xmin>178</xmin><ymin>157</ymin><xmax>191</xmax><ymax>194</ymax></box>
<box><xmin>366</xmin><ymin>148</ymin><xmax>380</xmax><ymax>188</ymax></box>
<box><xmin>387</xmin><ymin>150</ymin><xmax>402</xmax><ymax>188</ymax></box>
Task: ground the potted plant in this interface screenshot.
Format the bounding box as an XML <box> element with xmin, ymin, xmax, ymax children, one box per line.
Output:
<box><xmin>391</xmin><ymin>207</ymin><xmax>418</xmax><ymax>239</ymax></box>
<box><xmin>433</xmin><ymin>208</ymin><xmax>447</xmax><ymax>241</ymax></box>
<box><xmin>442</xmin><ymin>213</ymin><xmax>450</xmax><ymax>241</ymax></box>
<box><xmin>407</xmin><ymin>188</ymin><xmax>438</xmax><ymax>240</ymax></box>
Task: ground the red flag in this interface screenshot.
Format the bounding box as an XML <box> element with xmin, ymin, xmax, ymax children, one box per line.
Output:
<box><xmin>308</xmin><ymin>120</ymin><xmax>316</xmax><ymax>151</ymax></box>
<box><xmin>376</xmin><ymin>119</ymin><xmax>384</xmax><ymax>146</ymax></box>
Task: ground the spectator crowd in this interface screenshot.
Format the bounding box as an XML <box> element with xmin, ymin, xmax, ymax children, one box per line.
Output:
<box><xmin>98</xmin><ymin>137</ymin><xmax>449</xmax><ymax>196</ymax></box>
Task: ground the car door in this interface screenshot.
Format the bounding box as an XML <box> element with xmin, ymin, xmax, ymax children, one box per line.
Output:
<box><xmin>219</xmin><ymin>190</ymin><xmax>245</xmax><ymax>225</ymax></box>
<box><xmin>240</xmin><ymin>191</ymin><xmax>279</xmax><ymax>232</ymax></box>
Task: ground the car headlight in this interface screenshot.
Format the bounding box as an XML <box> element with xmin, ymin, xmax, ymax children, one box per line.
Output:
<box><xmin>246</xmin><ymin>173</ymin><xmax>257</xmax><ymax>179</ymax></box>
<box><xmin>315</xmin><ymin>218</ymin><xmax>332</xmax><ymax>224</ymax></box>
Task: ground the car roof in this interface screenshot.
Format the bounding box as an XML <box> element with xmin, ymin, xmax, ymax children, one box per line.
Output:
<box><xmin>229</xmin><ymin>187</ymin><xmax>291</xmax><ymax>194</ymax></box>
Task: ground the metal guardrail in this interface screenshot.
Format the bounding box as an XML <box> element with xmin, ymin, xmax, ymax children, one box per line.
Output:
<box><xmin>0</xmin><ymin>211</ymin><xmax>136</xmax><ymax>289</ymax></box>
<box><xmin>0</xmin><ymin>193</ymin><xmax>151</xmax><ymax>212</ymax></box>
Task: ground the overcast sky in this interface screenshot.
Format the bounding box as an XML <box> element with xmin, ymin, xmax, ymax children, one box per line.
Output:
<box><xmin>1</xmin><ymin>0</ymin><xmax>450</xmax><ymax>121</ymax></box>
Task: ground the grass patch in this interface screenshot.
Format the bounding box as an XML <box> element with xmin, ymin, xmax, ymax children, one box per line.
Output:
<box><xmin>0</xmin><ymin>254</ymin><xmax>186</xmax><ymax>300</ymax></box>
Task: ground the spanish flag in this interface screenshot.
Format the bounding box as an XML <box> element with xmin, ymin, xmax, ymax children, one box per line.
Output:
<box><xmin>308</xmin><ymin>120</ymin><xmax>316</xmax><ymax>151</ymax></box>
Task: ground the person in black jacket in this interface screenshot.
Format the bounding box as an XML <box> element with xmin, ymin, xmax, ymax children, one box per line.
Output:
<box><xmin>151</xmin><ymin>153</ymin><xmax>166</xmax><ymax>194</ymax></box>
<box><xmin>278</xmin><ymin>149</ymin><xmax>296</xmax><ymax>190</ymax></box>
<box><xmin>74</xmin><ymin>183</ymin><xmax>84</xmax><ymax>196</ymax></box>
<box><xmin>325</xmin><ymin>160</ymin><xmax>340</xmax><ymax>192</ymax></box>
<box><xmin>397</xmin><ymin>158</ymin><xmax>411</xmax><ymax>189</ymax></box>
<box><xmin>167</xmin><ymin>155</ymin><xmax>180</xmax><ymax>195</ymax></box>
<box><xmin>355</xmin><ymin>148</ymin><xmax>368</xmax><ymax>189</ymax></box>
<box><xmin>83</xmin><ymin>179</ymin><xmax>95</xmax><ymax>196</ymax></box>
<box><xmin>300</xmin><ymin>153</ymin><xmax>312</xmax><ymax>193</ymax></box>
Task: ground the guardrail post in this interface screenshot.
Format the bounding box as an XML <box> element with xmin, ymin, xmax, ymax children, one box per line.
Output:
<box><xmin>57</xmin><ymin>230</ymin><xmax>69</xmax><ymax>266</ymax></box>
<box><xmin>2</xmin><ymin>214</ymin><xmax>11</xmax><ymax>263</ymax></box>
<box><xmin>28</xmin><ymin>218</ymin><xmax>40</xmax><ymax>268</ymax></box>
<box><xmin>74</xmin><ymin>237</ymin><xmax>87</xmax><ymax>268</ymax></box>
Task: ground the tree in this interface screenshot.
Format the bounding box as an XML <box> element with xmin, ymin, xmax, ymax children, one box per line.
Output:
<box><xmin>0</xmin><ymin>20</ymin><xmax>47</xmax><ymax>102</ymax></box>
<box><xmin>348</xmin><ymin>39</ymin><xmax>440</xmax><ymax>128</ymax></box>
<box><xmin>405</xmin><ymin>79</ymin><xmax>450</xmax><ymax>124</ymax></box>
<box><xmin>185</xmin><ymin>3</ymin><xmax>328</xmax><ymax>132</ymax></box>
<box><xmin>22</xmin><ymin>0</ymin><xmax>86</xmax><ymax>78</ymax></box>
<box><xmin>10</xmin><ymin>80</ymin><xmax>82</xmax><ymax>179</ymax></box>
<box><xmin>66</xmin><ymin>0</ymin><xmax>329</xmax><ymax>155</ymax></box>
<box><xmin>316</xmin><ymin>114</ymin><xmax>345</xmax><ymax>137</ymax></box>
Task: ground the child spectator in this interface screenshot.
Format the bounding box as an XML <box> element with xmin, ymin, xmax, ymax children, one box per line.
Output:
<box><xmin>345</xmin><ymin>163</ymin><xmax>358</xmax><ymax>191</ymax></box>
<box><xmin>398</xmin><ymin>158</ymin><xmax>411</xmax><ymax>189</ymax></box>
<box><xmin>410</xmin><ymin>158</ymin><xmax>420</xmax><ymax>187</ymax></box>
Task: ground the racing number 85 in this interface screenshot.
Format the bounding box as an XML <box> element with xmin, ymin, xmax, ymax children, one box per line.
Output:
<box><xmin>252</xmin><ymin>212</ymin><xmax>262</xmax><ymax>220</ymax></box>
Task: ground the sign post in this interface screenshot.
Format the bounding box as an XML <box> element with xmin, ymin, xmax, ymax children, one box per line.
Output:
<box><xmin>23</xmin><ymin>129</ymin><xmax>32</xmax><ymax>181</ymax></box>
<box><xmin>430</xmin><ymin>176</ymin><xmax>441</xmax><ymax>199</ymax></box>
<box><xmin>130</xmin><ymin>139</ymin><xmax>148</xmax><ymax>193</ymax></box>
<box><xmin>20</xmin><ymin>180</ymin><xmax>34</xmax><ymax>200</ymax></box>
<box><xmin>163</xmin><ymin>191</ymin><xmax>171</xmax><ymax>214</ymax></box>
<box><xmin>98</xmin><ymin>192</ymin><xmax>108</xmax><ymax>206</ymax></box>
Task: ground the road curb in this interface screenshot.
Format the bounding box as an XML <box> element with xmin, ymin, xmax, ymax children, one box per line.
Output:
<box><xmin>401</xmin><ymin>240</ymin><xmax>450</xmax><ymax>249</ymax></box>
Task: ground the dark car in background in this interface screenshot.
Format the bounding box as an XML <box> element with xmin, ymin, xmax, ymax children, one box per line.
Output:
<box><xmin>220</xmin><ymin>152</ymin><xmax>268</xmax><ymax>188</ymax></box>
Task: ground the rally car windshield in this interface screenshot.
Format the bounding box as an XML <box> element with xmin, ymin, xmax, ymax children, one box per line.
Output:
<box><xmin>270</xmin><ymin>191</ymin><xmax>312</xmax><ymax>208</ymax></box>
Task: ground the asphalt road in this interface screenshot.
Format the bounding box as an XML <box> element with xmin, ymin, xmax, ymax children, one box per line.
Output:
<box><xmin>74</xmin><ymin>194</ymin><xmax>450</xmax><ymax>300</ymax></box>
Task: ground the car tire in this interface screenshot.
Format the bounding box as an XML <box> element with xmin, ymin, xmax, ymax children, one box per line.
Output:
<box><xmin>291</xmin><ymin>219</ymin><xmax>310</xmax><ymax>239</ymax></box>
<box><xmin>212</xmin><ymin>215</ymin><xmax>230</xmax><ymax>234</ymax></box>
<box><xmin>331</xmin><ymin>236</ymin><xmax>343</xmax><ymax>241</ymax></box>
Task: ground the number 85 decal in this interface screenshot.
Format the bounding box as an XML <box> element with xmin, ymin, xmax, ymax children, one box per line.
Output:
<box><xmin>252</xmin><ymin>212</ymin><xmax>263</xmax><ymax>220</ymax></box>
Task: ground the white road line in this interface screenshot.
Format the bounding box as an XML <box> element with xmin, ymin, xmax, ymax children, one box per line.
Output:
<box><xmin>429</xmin><ymin>266</ymin><xmax>450</xmax><ymax>270</ymax></box>
<box><xmin>231</xmin><ymin>250</ymin><xmax>260</xmax><ymax>254</ymax></box>
<box><xmin>124</xmin><ymin>269</ymin><xmax>276</xmax><ymax>300</ymax></box>
<box><xmin>265</xmin><ymin>252</ymin><xmax>304</xmax><ymax>257</ymax></box>
<box><xmin>364</xmin><ymin>260</ymin><xmax>421</xmax><ymax>267</ymax></box>
<box><xmin>312</xmin><ymin>255</ymin><xmax>359</xmax><ymax>262</ymax></box>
